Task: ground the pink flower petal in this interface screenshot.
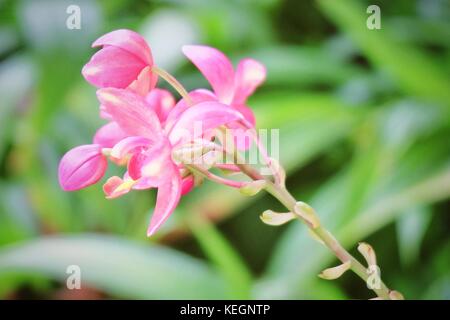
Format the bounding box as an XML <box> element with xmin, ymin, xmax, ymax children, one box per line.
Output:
<box><xmin>147</xmin><ymin>164</ymin><xmax>182</xmax><ymax>236</ymax></box>
<box><xmin>127</xmin><ymin>152</ymin><xmax>146</xmax><ymax>181</ymax></box>
<box><xmin>103</xmin><ymin>173</ymin><xmax>159</xmax><ymax>199</ymax></box>
<box><xmin>233</xmin><ymin>58</ymin><xmax>266</xmax><ymax>105</ymax></box>
<box><xmin>82</xmin><ymin>46</ymin><xmax>146</xmax><ymax>88</ymax></box>
<box><xmin>232</xmin><ymin>104</ymin><xmax>256</xmax><ymax>127</ymax></box>
<box><xmin>224</xmin><ymin>104</ymin><xmax>256</xmax><ymax>150</ymax></box>
<box><xmin>99</xmin><ymin>67</ymin><xmax>158</xmax><ymax>118</ymax></box>
<box><xmin>58</xmin><ymin>144</ymin><xmax>107</xmax><ymax>191</ymax></box>
<box><xmin>110</xmin><ymin>136</ymin><xmax>152</xmax><ymax>160</ymax></box>
<box><xmin>163</xmin><ymin>89</ymin><xmax>216</xmax><ymax>134</ymax></box>
<box><xmin>99</xmin><ymin>104</ymin><xmax>112</xmax><ymax>120</ymax></box>
<box><xmin>127</xmin><ymin>66</ymin><xmax>158</xmax><ymax>96</ymax></box>
<box><xmin>97</xmin><ymin>88</ymin><xmax>162</xmax><ymax>141</ymax></box>
<box><xmin>103</xmin><ymin>176</ymin><xmax>132</xmax><ymax>199</ymax></box>
<box><xmin>145</xmin><ymin>88</ymin><xmax>176</xmax><ymax>123</ymax></box>
<box><xmin>93</xmin><ymin>122</ymin><xmax>127</xmax><ymax>148</ymax></box>
<box><xmin>92</xmin><ymin>29</ymin><xmax>153</xmax><ymax>65</ymax></box>
<box><xmin>182</xmin><ymin>45</ymin><xmax>235</xmax><ymax>104</ymax></box>
<box><xmin>168</xmin><ymin>101</ymin><xmax>244</xmax><ymax>146</ymax></box>
<box><xmin>127</xmin><ymin>138</ymin><xmax>171</xmax><ymax>182</ymax></box>
<box><xmin>132</xmin><ymin>177</ymin><xmax>159</xmax><ymax>190</ymax></box>
<box><xmin>181</xmin><ymin>175</ymin><xmax>195</xmax><ymax>195</ymax></box>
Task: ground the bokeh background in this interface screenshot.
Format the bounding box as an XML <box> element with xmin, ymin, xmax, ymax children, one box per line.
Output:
<box><xmin>0</xmin><ymin>0</ymin><xmax>449</xmax><ymax>299</ymax></box>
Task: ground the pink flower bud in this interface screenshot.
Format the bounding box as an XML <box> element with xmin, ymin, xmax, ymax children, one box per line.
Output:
<box><xmin>58</xmin><ymin>144</ymin><xmax>107</xmax><ymax>191</ymax></box>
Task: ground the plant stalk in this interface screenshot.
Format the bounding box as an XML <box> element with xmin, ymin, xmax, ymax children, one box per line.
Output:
<box><xmin>264</xmin><ymin>180</ymin><xmax>392</xmax><ymax>299</ymax></box>
<box><xmin>152</xmin><ymin>66</ymin><xmax>193</xmax><ymax>105</ymax></box>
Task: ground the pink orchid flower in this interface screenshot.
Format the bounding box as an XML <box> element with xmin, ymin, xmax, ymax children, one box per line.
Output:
<box><xmin>182</xmin><ymin>45</ymin><xmax>266</xmax><ymax>126</ymax></box>
<box><xmin>93</xmin><ymin>88</ymin><xmax>175</xmax><ymax>152</ymax></box>
<box><xmin>59</xmin><ymin>87</ymin><xmax>246</xmax><ymax>236</ymax></box>
<box><xmin>82</xmin><ymin>29</ymin><xmax>157</xmax><ymax>93</ymax></box>
<box><xmin>82</xmin><ymin>29</ymin><xmax>160</xmax><ymax>120</ymax></box>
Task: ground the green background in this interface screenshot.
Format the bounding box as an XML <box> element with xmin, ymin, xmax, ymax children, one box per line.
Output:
<box><xmin>0</xmin><ymin>0</ymin><xmax>449</xmax><ymax>299</ymax></box>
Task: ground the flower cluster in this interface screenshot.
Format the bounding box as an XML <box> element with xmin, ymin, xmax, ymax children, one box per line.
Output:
<box><xmin>58</xmin><ymin>29</ymin><xmax>266</xmax><ymax>236</ymax></box>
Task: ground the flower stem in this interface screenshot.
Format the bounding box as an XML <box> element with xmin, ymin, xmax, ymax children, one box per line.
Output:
<box><xmin>263</xmin><ymin>180</ymin><xmax>392</xmax><ymax>299</ymax></box>
<box><xmin>151</xmin><ymin>66</ymin><xmax>193</xmax><ymax>106</ymax></box>
<box><xmin>186</xmin><ymin>164</ymin><xmax>246</xmax><ymax>188</ymax></box>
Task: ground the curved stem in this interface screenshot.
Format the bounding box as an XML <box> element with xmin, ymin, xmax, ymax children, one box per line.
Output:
<box><xmin>191</xmin><ymin>146</ymin><xmax>394</xmax><ymax>298</ymax></box>
<box><xmin>249</xmin><ymin>128</ymin><xmax>280</xmax><ymax>184</ymax></box>
<box><xmin>264</xmin><ymin>180</ymin><xmax>392</xmax><ymax>299</ymax></box>
<box><xmin>151</xmin><ymin>66</ymin><xmax>193</xmax><ymax>106</ymax></box>
<box><xmin>185</xmin><ymin>164</ymin><xmax>246</xmax><ymax>188</ymax></box>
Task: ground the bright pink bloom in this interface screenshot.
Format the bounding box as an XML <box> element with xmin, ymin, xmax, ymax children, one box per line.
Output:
<box><xmin>182</xmin><ymin>45</ymin><xmax>266</xmax><ymax>127</ymax></box>
<box><xmin>82</xmin><ymin>29</ymin><xmax>157</xmax><ymax>93</ymax></box>
<box><xmin>92</xmin><ymin>87</ymin><xmax>245</xmax><ymax>235</ymax></box>
<box><xmin>58</xmin><ymin>144</ymin><xmax>107</xmax><ymax>191</ymax></box>
<box><xmin>59</xmin><ymin>86</ymin><xmax>244</xmax><ymax>235</ymax></box>
<box><xmin>59</xmin><ymin>30</ymin><xmax>268</xmax><ymax>237</ymax></box>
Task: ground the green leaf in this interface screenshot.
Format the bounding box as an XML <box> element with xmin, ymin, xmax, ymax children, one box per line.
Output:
<box><xmin>0</xmin><ymin>234</ymin><xmax>229</xmax><ymax>299</ymax></box>
<box><xmin>317</xmin><ymin>0</ymin><xmax>450</xmax><ymax>107</ymax></box>
<box><xmin>396</xmin><ymin>206</ymin><xmax>432</xmax><ymax>267</ymax></box>
<box><xmin>340</xmin><ymin>166</ymin><xmax>450</xmax><ymax>246</ymax></box>
<box><xmin>0</xmin><ymin>54</ymin><xmax>35</xmax><ymax>160</ymax></box>
<box><xmin>248</xmin><ymin>45</ymin><xmax>362</xmax><ymax>87</ymax></box>
<box><xmin>188</xmin><ymin>215</ymin><xmax>253</xmax><ymax>299</ymax></box>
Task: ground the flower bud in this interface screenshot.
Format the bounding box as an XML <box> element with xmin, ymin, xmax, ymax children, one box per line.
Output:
<box><xmin>389</xmin><ymin>290</ymin><xmax>405</xmax><ymax>300</ymax></box>
<box><xmin>240</xmin><ymin>180</ymin><xmax>267</xmax><ymax>196</ymax></box>
<box><xmin>260</xmin><ymin>210</ymin><xmax>296</xmax><ymax>226</ymax></box>
<box><xmin>358</xmin><ymin>242</ymin><xmax>377</xmax><ymax>267</ymax></box>
<box><xmin>318</xmin><ymin>261</ymin><xmax>352</xmax><ymax>280</ymax></box>
<box><xmin>58</xmin><ymin>144</ymin><xmax>107</xmax><ymax>191</ymax></box>
<box><xmin>103</xmin><ymin>176</ymin><xmax>136</xmax><ymax>199</ymax></box>
<box><xmin>293</xmin><ymin>201</ymin><xmax>320</xmax><ymax>228</ymax></box>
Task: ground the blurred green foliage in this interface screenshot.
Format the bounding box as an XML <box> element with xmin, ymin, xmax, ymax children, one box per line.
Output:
<box><xmin>0</xmin><ymin>0</ymin><xmax>449</xmax><ymax>299</ymax></box>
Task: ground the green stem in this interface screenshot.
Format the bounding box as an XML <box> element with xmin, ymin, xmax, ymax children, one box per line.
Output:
<box><xmin>185</xmin><ymin>164</ymin><xmax>246</xmax><ymax>188</ymax></box>
<box><xmin>151</xmin><ymin>66</ymin><xmax>193</xmax><ymax>105</ymax></box>
<box><xmin>264</xmin><ymin>181</ymin><xmax>392</xmax><ymax>299</ymax></box>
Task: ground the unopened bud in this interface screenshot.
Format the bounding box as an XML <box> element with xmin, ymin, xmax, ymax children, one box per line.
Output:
<box><xmin>240</xmin><ymin>180</ymin><xmax>267</xmax><ymax>196</ymax></box>
<box><xmin>269</xmin><ymin>157</ymin><xmax>286</xmax><ymax>186</ymax></box>
<box><xmin>293</xmin><ymin>201</ymin><xmax>320</xmax><ymax>228</ymax></box>
<box><xmin>318</xmin><ymin>261</ymin><xmax>352</xmax><ymax>280</ymax></box>
<box><xmin>358</xmin><ymin>242</ymin><xmax>377</xmax><ymax>267</ymax></box>
<box><xmin>260</xmin><ymin>210</ymin><xmax>296</xmax><ymax>226</ymax></box>
<box><xmin>389</xmin><ymin>290</ymin><xmax>404</xmax><ymax>300</ymax></box>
